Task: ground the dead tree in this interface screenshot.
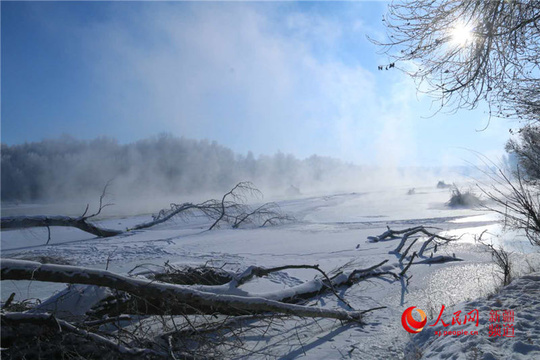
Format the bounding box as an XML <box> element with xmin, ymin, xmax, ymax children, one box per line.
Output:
<box><xmin>0</xmin><ymin>215</ymin><xmax>123</xmax><ymax>239</ymax></box>
<box><xmin>390</xmin><ymin>227</ymin><xmax>456</xmax><ymax>255</ymax></box>
<box><xmin>0</xmin><ymin>258</ymin><xmax>394</xmax><ymax>357</ymax></box>
<box><xmin>479</xmin><ymin>167</ymin><xmax>540</xmax><ymax>247</ymax></box>
<box><xmin>133</xmin><ymin>182</ymin><xmax>292</xmax><ymax>232</ymax></box>
<box><xmin>208</xmin><ymin>182</ymin><xmax>259</xmax><ymax>230</ymax></box>
<box><xmin>233</xmin><ymin>202</ymin><xmax>282</xmax><ymax>229</ymax></box>
<box><xmin>1</xmin><ymin>182</ymin><xmax>294</xmax><ymax>242</ymax></box>
<box><xmin>0</xmin><ymin>259</ymin><xmax>388</xmax><ymax>321</ymax></box>
<box><xmin>475</xmin><ymin>230</ymin><xmax>513</xmax><ymax>286</ymax></box>
<box><xmin>367</xmin><ymin>226</ymin><xmax>431</xmax><ymax>243</ymax></box>
<box><xmin>0</xmin><ymin>226</ymin><xmax>440</xmax><ymax>358</ymax></box>
<box><xmin>1</xmin><ymin>257</ymin><xmax>395</xmax><ymax>359</ymax></box>
<box><xmin>0</xmin><ymin>181</ymin><xmax>121</xmax><ymax>239</ymax></box>
<box><xmin>366</xmin><ymin>226</ymin><xmax>462</xmax><ymax>264</ymax></box>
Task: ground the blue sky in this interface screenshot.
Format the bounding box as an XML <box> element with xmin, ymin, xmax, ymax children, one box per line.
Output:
<box><xmin>1</xmin><ymin>1</ymin><xmax>513</xmax><ymax>166</ymax></box>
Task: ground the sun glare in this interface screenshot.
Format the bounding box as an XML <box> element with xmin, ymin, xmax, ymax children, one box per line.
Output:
<box><xmin>450</xmin><ymin>22</ymin><xmax>474</xmax><ymax>47</ymax></box>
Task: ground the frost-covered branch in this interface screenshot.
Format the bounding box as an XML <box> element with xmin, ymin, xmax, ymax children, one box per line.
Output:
<box><xmin>0</xmin><ymin>215</ymin><xmax>123</xmax><ymax>238</ymax></box>
<box><xmin>1</xmin><ymin>182</ymin><xmax>121</xmax><ymax>238</ymax></box>
<box><xmin>1</xmin><ymin>182</ymin><xmax>294</xmax><ymax>241</ymax></box>
<box><xmin>366</xmin><ymin>226</ymin><xmax>461</xmax><ymax>266</ymax></box>
<box><xmin>0</xmin><ymin>259</ymin><xmax>370</xmax><ymax>322</ymax></box>
<box><xmin>391</xmin><ymin>227</ymin><xmax>455</xmax><ymax>254</ymax></box>
<box><xmin>367</xmin><ymin>226</ymin><xmax>440</xmax><ymax>243</ymax></box>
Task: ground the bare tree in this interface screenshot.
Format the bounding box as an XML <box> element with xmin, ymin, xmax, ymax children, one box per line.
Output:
<box><xmin>377</xmin><ymin>0</ymin><xmax>540</xmax><ymax>254</ymax></box>
<box><xmin>0</xmin><ymin>181</ymin><xmax>122</xmax><ymax>239</ymax></box>
<box><xmin>476</xmin><ymin>231</ymin><xmax>513</xmax><ymax>286</ymax></box>
<box><xmin>479</xmin><ymin>166</ymin><xmax>540</xmax><ymax>247</ymax></box>
<box><xmin>367</xmin><ymin>225</ymin><xmax>462</xmax><ymax>266</ymax></box>
<box><xmin>1</xmin><ymin>182</ymin><xmax>294</xmax><ymax>242</ymax></box>
<box><xmin>133</xmin><ymin>182</ymin><xmax>292</xmax><ymax>231</ymax></box>
<box><xmin>505</xmin><ymin>125</ymin><xmax>540</xmax><ymax>180</ymax></box>
<box><xmin>376</xmin><ymin>0</ymin><xmax>540</xmax><ymax>122</ymax></box>
<box><xmin>207</xmin><ymin>181</ymin><xmax>262</xmax><ymax>230</ymax></box>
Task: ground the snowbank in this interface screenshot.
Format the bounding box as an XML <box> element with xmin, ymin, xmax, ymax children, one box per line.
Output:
<box><xmin>410</xmin><ymin>273</ymin><xmax>540</xmax><ymax>359</ymax></box>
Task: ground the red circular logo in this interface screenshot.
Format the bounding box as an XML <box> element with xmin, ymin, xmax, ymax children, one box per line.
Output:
<box><xmin>401</xmin><ymin>306</ymin><xmax>427</xmax><ymax>333</ymax></box>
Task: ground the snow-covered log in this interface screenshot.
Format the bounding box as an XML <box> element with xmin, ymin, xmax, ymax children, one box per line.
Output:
<box><xmin>386</xmin><ymin>226</ymin><xmax>455</xmax><ymax>254</ymax></box>
<box><xmin>367</xmin><ymin>226</ymin><xmax>428</xmax><ymax>242</ymax></box>
<box><xmin>0</xmin><ymin>259</ymin><xmax>371</xmax><ymax>322</ymax></box>
<box><xmin>414</xmin><ymin>255</ymin><xmax>463</xmax><ymax>264</ymax></box>
<box><xmin>229</xmin><ymin>261</ymin><xmax>395</xmax><ymax>310</ymax></box>
<box><xmin>89</xmin><ymin>261</ymin><xmax>395</xmax><ymax>317</ymax></box>
<box><xmin>418</xmin><ymin>235</ymin><xmax>436</xmax><ymax>257</ymax></box>
<box><xmin>128</xmin><ymin>203</ymin><xmax>198</xmax><ymax>231</ymax></box>
<box><xmin>1</xmin><ymin>182</ymin><xmax>293</xmax><ymax>240</ymax></box>
<box><xmin>0</xmin><ymin>182</ymin><xmax>122</xmax><ymax>238</ymax></box>
<box><xmin>0</xmin><ymin>215</ymin><xmax>122</xmax><ymax>238</ymax></box>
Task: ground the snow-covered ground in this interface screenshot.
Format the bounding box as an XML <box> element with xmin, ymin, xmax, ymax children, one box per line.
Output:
<box><xmin>410</xmin><ymin>272</ymin><xmax>540</xmax><ymax>359</ymax></box>
<box><xmin>2</xmin><ymin>184</ymin><xmax>540</xmax><ymax>359</ymax></box>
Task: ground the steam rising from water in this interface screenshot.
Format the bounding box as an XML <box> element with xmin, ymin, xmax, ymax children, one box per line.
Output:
<box><xmin>1</xmin><ymin>135</ymin><xmax>473</xmax><ymax>216</ymax></box>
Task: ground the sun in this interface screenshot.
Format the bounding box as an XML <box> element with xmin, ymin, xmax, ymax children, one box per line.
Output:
<box><xmin>450</xmin><ymin>22</ymin><xmax>474</xmax><ymax>47</ymax></box>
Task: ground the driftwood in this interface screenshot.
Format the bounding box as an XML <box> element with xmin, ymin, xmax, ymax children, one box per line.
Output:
<box><xmin>0</xmin><ymin>258</ymin><xmax>394</xmax><ymax>357</ymax></box>
<box><xmin>367</xmin><ymin>225</ymin><xmax>456</xmax><ymax>256</ymax></box>
<box><xmin>365</xmin><ymin>226</ymin><xmax>462</xmax><ymax>267</ymax></box>
<box><xmin>0</xmin><ymin>258</ymin><xmax>392</xmax><ymax>358</ymax></box>
<box><xmin>88</xmin><ymin>260</ymin><xmax>395</xmax><ymax>318</ymax></box>
<box><xmin>367</xmin><ymin>226</ymin><xmax>431</xmax><ymax>242</ymax></box>
<box><xmin>390</xmin><ymin>227</ymin><xmax>455</xmax><ymax>254</ymax></box>
<box><xmin>418</xmin><ymin>235</ymin><xmax>436</xmax><ymax>257</ymax></box>
<box><xmin>414</xmin><ymin>255</ymin><xmax>463</xmax><ymax>264</ymax></box>
<box><xmin>0</xmin><ymin>215</ymin><xmax>123</xmax><ymax>238</ymax></box>
<box><xmin>0</xmin><ymin>259</ymin><xmax>388</xmax><ymax>322</ymax></box>
<box><xmin>1</xmin><ymin>182</ymin><xmax>293</xmax><ymax>241</ymax></box>
<box><xmin>1</xmin><ymin>182</ymin><xmax>121</xmax><ymax>239</ymax></box>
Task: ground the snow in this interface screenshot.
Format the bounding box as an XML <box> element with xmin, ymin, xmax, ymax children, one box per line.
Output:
<box><xmin>33</xmin><ymin>284</ymin><xmax>113</xmax><ymax>321</ymax></box>
<box><xmin>2</xmin><ymin>183</ymin><xmax>540</xmax><ymax>358</ymax></box>
<box><xmin>409</xmin><ymin>273</ymin><xmax>540</xmax><ymax>359</ymax></box>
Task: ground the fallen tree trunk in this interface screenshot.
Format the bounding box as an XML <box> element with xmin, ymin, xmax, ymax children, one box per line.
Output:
<box><xmin>1</xmin><ymin>182</ymin><xmax>293</xmax><ymax>240</ymax></box>
<box><xmin>1</xmin><ymin>259</ymin><xmax>377</xmax><ymax>322</ymax></box>
<box><xmin>391</xmin><ymin>226</ymin><xmax>454</xmax><ymax>254</ymax></box>
<box><xmin>89</xmin><ymin>261</ymin><xmax>394</xmax><ymax>317</ymax></box>
<box><xmin>418</xmin><ymin>235</ymin><xmax>436</xmax><ymax>257</ymax></box>
<box><xmin>365</xmin><ymin>226</ymin><xmax>463</xmax><ymax>266</ymax></box>
<box><xmin>367</xmin><ymin>226</ymin><xmax>429</xmax><ymax>242</ymax></box>
<box><xmin>0</xmin><ymin>216</ymin><xmax>123</xmax><ymax>238</ymax></box>
<box><xmin>232</xmin><ymin>261</ymin><xmax>395</xmax><ymax>307</ymax></box>
<box><xmin>414</xmin><ymin>255</ymin><xmax>463</xmax><ymax>264</ymax></box>
<box><xmin>128</xmin><ymin>203</ymin><xmax>198</xmax><ymax>231</ymax></box>
<box><xmin>0</xmin><ymin>182</ymin><xmax>122</xmax><ymax>238</ymax></box>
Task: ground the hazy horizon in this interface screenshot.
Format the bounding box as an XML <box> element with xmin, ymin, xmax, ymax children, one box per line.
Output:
<box><xmin>2</xmin><ymin>134</ymin><xmax>485</xmax><ymax>213</ymax></box>
<box><xmin>2</xmin><ymin>1</ymin><xmax>512</xmax><ymax>169</ymax></box>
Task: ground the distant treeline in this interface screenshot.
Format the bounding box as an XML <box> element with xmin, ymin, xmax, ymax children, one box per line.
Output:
<box><xmin>1</xmin><ymin>134</ymin><xmax>360</xmax><ymax>203</ymax></box>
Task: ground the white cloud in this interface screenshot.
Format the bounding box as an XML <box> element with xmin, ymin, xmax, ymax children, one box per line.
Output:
<box><xmin>66</xmin><ymin>2</ymin><xmax>506</xmax><ymax>167</ymax></box>
<box><xmin>79</xmin><ymin>5</ymin><xmax>380</xmax><ymax>161</ymax></box>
